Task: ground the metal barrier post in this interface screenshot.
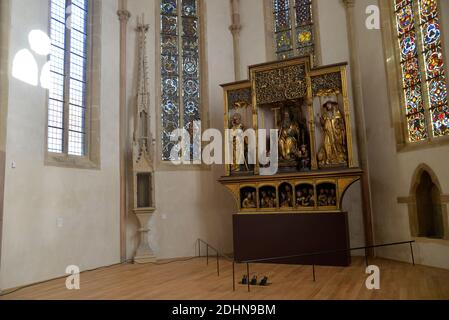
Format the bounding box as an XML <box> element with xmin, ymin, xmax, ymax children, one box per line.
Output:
<box><xmin>217</xmin><ymin>252</ymin><xmax>220</xmax><ymax>276</ymax></box>
<box><xmin>232</xmin><ymin>261</ymin><xmax>235</xmax><ymax>292</ymax></box>
<box><xmin>410</xmin><ymin>242</ymin><xmax>415</xmax><ymax>266</ymax></box>
<box><xmin>247</xmin><ymin>263</ymin><xmax>250</xmax><ymax>292</ymax></box>
<box><xmin>312</xmin><ymin>264</ymin><xmax>316</xmax><ymax>282</ymax></box>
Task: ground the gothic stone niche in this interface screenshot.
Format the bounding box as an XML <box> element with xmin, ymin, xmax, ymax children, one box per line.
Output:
<box><xmin>401</xmin><ymin>165</ymin><xmax>449</xmax><ymax>240</ymax></box>
<box><xmin>219</xmin><ymin>56</ymin><xmax>361</xmax><ymax>214</ymax></box>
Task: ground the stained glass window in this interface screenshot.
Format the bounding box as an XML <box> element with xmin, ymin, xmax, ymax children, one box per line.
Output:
<box><xmin>272</xmin><ymin>0</ymin><xmax>314</xmax><ymax>60</ymax></box>
<box><xmin>48</xmin><ymin>0</ymin><xmax>89</xmax><ymax>156</ymax></box>
<box><xmin>394</xmin><ymin>0</ymin><xmax>449</xmax><ymax>142</ymax></box>
<box><xmin>160</xmin><ymin>0</ymin><xmax>201</xmax><ymax>161</ymax></box>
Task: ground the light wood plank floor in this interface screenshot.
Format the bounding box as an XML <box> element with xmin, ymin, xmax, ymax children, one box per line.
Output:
<box><xmin>1</xmin><ymin>257</ymin><xmax>449</xmax><ymax>300</ymax></box>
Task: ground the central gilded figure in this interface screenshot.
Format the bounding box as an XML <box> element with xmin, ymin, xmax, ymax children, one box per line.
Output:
<box><xmin>279</xmin><ymin>109</ymin><xmax>301</xmax><ymax>161</ymax></box>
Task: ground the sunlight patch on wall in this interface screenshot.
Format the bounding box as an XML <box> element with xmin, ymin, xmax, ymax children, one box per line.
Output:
<box><xmin>12</xmin><ymin>30</ymin><xmax>52</xmax><ymax>88</ymax></box>
<box><xmin>12</xmin><ymin>49</ymin><xmax>38</xmax><ymax>86</ymax></box>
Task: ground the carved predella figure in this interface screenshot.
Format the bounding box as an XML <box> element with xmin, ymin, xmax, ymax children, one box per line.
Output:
<box><xmin>318</xmin><ymin>101</ymin><xmax>348</xmax><ymax>167</ymax></box>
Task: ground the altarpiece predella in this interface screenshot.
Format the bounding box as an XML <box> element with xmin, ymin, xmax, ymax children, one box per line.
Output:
<box><xmin>219</xmin><ymin>56</ymin><xmax>363</xmax><ymax>214</ymax></box>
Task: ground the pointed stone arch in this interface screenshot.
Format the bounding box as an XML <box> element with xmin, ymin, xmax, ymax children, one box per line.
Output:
<box><xmin>400</xmin><ymin>164</ymin><xmax>449</xmax><ymax>240</ymax></box>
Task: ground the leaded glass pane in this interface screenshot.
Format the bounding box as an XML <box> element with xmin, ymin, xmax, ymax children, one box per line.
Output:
<box><xmin>161</xmin><ymin>15</ymin><xmax>178</xmax><ymax>35</ymax></box>
<box><xmin>274</xmin><ymin>10</ymin><xmax>290</xmax><ymax>32</ymax></box>
<box><xmin>277</xmin><ymin>51</ymin><xmax>294</xmax><ymax>60</ymax></box>
<box><xmin>399</xmin><ymin>31</ymin><xmax>417</xmax><ymax>61</ymax></box>
<box><xmin>161</xmin><ymin>0</ymin><xmax>177</xmax><ymax>16</ymax></box>
<box><xmin>419</xmin><ymin>0</ymin><xmax>438</xmax><ymax>23</ymax></box>
<box><xmin>418</xmin><ymin>0</ymin><xmax>449</xmax><ymax>138</ymax></box>
<box><xmin>424</xmin><ymin>47</ymin><xmax>445</xmax><ymax>80</ymax></box>
<box><xmin>182</xmin><ymin>17</ymin><xmax>198</xmax><ymax>37</ymax></box>
<box><xmin>296</xmin><ymin>25</ymin><xmax>313</xmax><ymax>48</ymax></box>
<box><xmin>297</xmin><ymin>45</ymin><xmax>314</xmax><ymax>58</ymax></box>
<box><xmin>71</xmin><ymin>3</ymin><xmax>87</xmax><ymax>34</ymax></box>
<box><xmin>405</xmin><ymin>86</ymin><xmax>424</xmax><ymax>115</ymax></box>
<box><xmin>161</xmin><ymin>55</ymin><xmax>179</xmax><ymax>76</ymax></box>
<box><xmin>396</xmin><ymin>4</ymin><xmax>415</xmax><ymax>36</ymax></box>
<box><xmin>295</xmin><ymin>0</ymin><xmax>312</xmax><ymax>26</ymax></box>
<box><xmin>276</xmin><ymin>30</ymin><xmax>293</xmax><ymax>53</ymax></box>
<box><xmin>401</xmin><ymin>57</ymin><xmax>421</xmax><ymax>88</ymax></box>
<box><xmin>182</xmin><ymin>0</ymin><xmax>197</xmax><ymax>17</ymax></box>
<box><xmin>183</xmin><ymin>55</ymin><xmax>198</xmax><ymax>77</ymax></box>
<box><xmin>428</xmin><ymin>77</ymin><xmax>448</xmax><ymax>108</ymax></box>
<box><xmin>48</xmin><ymin>100</ymin><xmax>64</xmax><ymax>129</ymax></box>
<box><xmin>48</xmin><ymin>0</ymin><xmax>88</xmax><ymax>155</ymax></box>
<box><xmin>161</xmin><ymin>35</ymin><xmax>178</xmax><ymax>56</ymax></box>
<box><xmin>395</xmin><ymin>0</ymin><xmax>411</xmax><ymax>11</ymax></box>
<box><xmin>407</xmin><ymin>112</ymin><xmax>428</xmax><ymax>141</ymax></box>
<box><xmin>161</xmin><ymin>0</ymin><xmax>201</xmax><ymax>161</ymax></box>
<box><xmin>273</xmin><ymin>0</ymin><xmax>289</xmax><ymax>12</ymax></box>
<box><xmin>394</xmin><ymin>0</ymin><xmax>429</xmax><ymax>142</ymax></box>
<box><xmin>182</xmin><ymin>36</ymin><xmax>198</xmax><ymax>53</ymax></box>
<box><xmin>431</xmin><ymin>105</ymin><xmax>449</xmax><ymax>136</ymax></box>
<box><xmin>273</xmin><ymin>0</ymin><xmax>314</xmax><ymax>60</ymax></box>
<box><xmin>421</xmin><ymin>20</ymin><xmax>441</xmax><ymax>50</ymax></box>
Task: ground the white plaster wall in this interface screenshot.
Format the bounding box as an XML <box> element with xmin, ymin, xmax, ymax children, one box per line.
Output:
<box><xmin>239</xmin><ymin>0</ymin><xmax>267</xmax><ymax>77</ymax></box>
<box><xmin>355</xmin><ymin>0</ymin><xmax>449</xmax><ymax>269</ymax></box>
<box><xmin>125</xmin><ymin>0</ymin><xmax>236</xmax><ymax>260</ymax></box>
<box><xmin>0</xmin><ymin>0</ymin><xmax>121</xmax><ymax>290</ymax></box>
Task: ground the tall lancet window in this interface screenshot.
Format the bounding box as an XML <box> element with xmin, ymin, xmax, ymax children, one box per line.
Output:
<box><xmin>48</xmin><ymin>0</ymin><xmax>89</xmax><ymax>156</ymax></box>
<box><xmin>160</xmin><ymin>0</ymin><xmax>202</xmax><ymax>161</ymax></box>
<box><xmin>394</xmin><ymin>0</ymin><xmax>449</xmax><ymax>142</ymax></box>
<box><xmin>272</xmin><ymin>0</ymin><xmax>315</xmax><ymax>60</ymax></box>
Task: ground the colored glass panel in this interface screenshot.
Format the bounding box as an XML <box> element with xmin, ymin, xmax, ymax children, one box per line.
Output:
<box><xmin>405</xmin><ymin>86</ymin><xmax>424</xmax><ymax>115</ymax></box>
<box><xmin>422</xmin><ymin>20</ymin><xmax>441</xmax><ymax>50</ymax></box>
<box><xmin>161</xmin><ymin>0</ymin><xmax>201</xmax><ymax>160</ymax></box>
<box><xmin>428</xmin><ymin>77</ymin><xmax>448</xmax><ymax>108</ymax></box>
<box><xmin>396</xmin><ymin>4</ymin><xmax>414</xmax><ymax>36</ymax></box>
<box><xmin>273</xmin><ymin>0</ymin><xmax>290</xmax><ymax>12</ymax></box>
<box><xmin>399</xmin><ymin>31</ymin><xmax>417</xmax><ymax>61</ymax></box>
<box><xmin>424</xmin><ymin>47</ymin><xmax>445</xmax><ymax>79</ymax></box>
<box><xmin>419</xmin><ymin>0</ymin><xmax>438</xmax><ymax>23</ymax></box>
<box><xmin>401</xmin><ymin>57</ymin><xmax>421</xmax><ymax>88</ymax></box>
<box><xmin>407</xmin><ymin>112</ymin><xmax>428</xmax><ymax>142</ymax></box>
<box><xmin>295</xmin><ymin>0</ymin><xmax>312</xmax><ymax>26</ymax></box>
<box><xmin>273</xmin><ymin>0</ymin><xmax>314</xmax><ymax>59</ymax></box>
<box><xmin>431</xmin><ymin>105</ymin><xmax>449</xmax><ymax>136</ymax></box>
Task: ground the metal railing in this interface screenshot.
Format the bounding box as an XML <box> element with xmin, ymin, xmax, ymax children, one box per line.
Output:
<box><xmin>197</xmin><ymin>239</ymin><xmax>416</xmax><ymax>293</ymax></box>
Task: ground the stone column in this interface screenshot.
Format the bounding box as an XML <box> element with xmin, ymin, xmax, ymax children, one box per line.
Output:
<box><xmin>229</xmin><ymin>0</ymin><xmax>242</xmax><ymax>81</ymax></box>
<box><xmin>342</xmin><ymin>0</ymin><xmax>375</xmax><ymax>250</ymax></box>
<box><xmin>117</xmin><ymin>1</ymin><xmax>131</xmax><ymax>262</ymax></box>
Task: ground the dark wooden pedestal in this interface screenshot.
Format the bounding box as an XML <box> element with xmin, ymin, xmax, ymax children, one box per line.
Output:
<box><xmin>233</xmin><ymin>212</ymin><xmax>351</xmax><ymax>267</ymax></box>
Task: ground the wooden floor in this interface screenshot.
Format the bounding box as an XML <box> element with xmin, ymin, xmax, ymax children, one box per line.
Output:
<box><xmin>1</xmin><ymin>257</ymin><xmax>449</xmax><ymax>300</ymax></box>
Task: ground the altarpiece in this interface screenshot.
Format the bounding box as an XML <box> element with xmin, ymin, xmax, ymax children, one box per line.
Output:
<box><xmin>219</xmin><ymin>56</ymin><xmax>363</xmax><ymax>214</ymax></box>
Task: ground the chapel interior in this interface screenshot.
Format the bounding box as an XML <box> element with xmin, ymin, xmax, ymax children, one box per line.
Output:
<box><xmin>1</xmin><ymin>0</ymin><xmax>449</xmax><ymax>300</ymax></box>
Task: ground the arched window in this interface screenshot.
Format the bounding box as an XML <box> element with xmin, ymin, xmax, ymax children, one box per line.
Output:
<box><xmin>48</xmin><ymin>0</ymin><xmax>90</xmax><ymax>156</ymax></box>
<box><xmin>160</xmin><ymin>0</ymin><xmax>202</xmax><ymax>161</ymax></box>
<box><xmin>394</xmin><ymin>0</ymin><xmax>449</xmax><ymax>142</ymax></box>
<box><xmin>271</xmin><ymin>0</ymin><xmax>315</xmax><ymax>60</ymax></box>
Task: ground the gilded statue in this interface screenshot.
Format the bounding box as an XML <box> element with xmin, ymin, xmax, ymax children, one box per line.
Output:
<box><xmin>230</xmin><ymin>113</ymin><xmax>249</xmax><ymax>172</ymax></box>
<box><xmin>278</xmin><ymin>108</ymin><xmax>302</xmax><ymax>162</ymax></box>
<box><xmin>317</xmin><ymin>101</ymin><xmax>348</xmax><ymax>167</ymax></box>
